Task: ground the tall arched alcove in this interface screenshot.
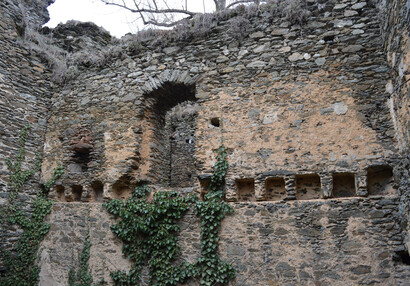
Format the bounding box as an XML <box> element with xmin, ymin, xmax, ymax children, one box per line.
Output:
<box><xmin>141</xmin><ymin>81</ymin><xmax>198</xmax><ymax>187</ymax></box>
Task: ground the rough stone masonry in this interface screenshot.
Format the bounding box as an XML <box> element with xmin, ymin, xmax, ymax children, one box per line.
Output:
<box><xmin>0</xmin><ymin>0</ymin><xmax>409</xmax><ymax>285</ymax></box>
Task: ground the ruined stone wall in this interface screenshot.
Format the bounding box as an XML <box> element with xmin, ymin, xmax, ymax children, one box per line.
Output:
<box><xmin>41</xmin><ymin>196</ymin><xmax>410</xmax><ymax>285</ymax></box>
<box><xmin>37</xmin><ymin>1</ymin><xmax>410</xmax><ymax>285</ymax></box>
<box><xmin>378</xmin><ymin>0</ymin><xmax>410</xmax><ymax>153</ymax></box>
<box><xmin>0</xmin><ymin>0</ymin><xmax>407</xmax><ymax>284</ymax></box>
<box><xmin>43</xmin><ymin>0</ymin><xmax>398</xmax><ymax>201</ymax></box>
<box><xmin>0</xmin><ymin>0</ymin><xmax>55</xmax><ymax>249</ymax></box>
<box><xmin>376</xmin><ymin>0</ymin><xmax>410</xmax><ymax>255</ymax></box>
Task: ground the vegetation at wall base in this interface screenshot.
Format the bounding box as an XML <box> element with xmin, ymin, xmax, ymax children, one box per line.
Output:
<box><xmin>69</xmin><ymin>232</ymin><xmax>104</xmax><ymax>286</ymax></box>
<box><xmin>0</xmin><ymin>124</ymin><xmax>63</xmax><ymax>286</ymax></box>
<box><xmin>104</xmin><ymin>145</ymin><xmax>234</xmax><ymax>285</ymax></box>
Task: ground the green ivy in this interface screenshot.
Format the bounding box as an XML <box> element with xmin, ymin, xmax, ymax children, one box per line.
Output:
<box><xmin>192</xmin><ymin>145</ymin><xmax>235</xmax><ymax>286</ymax></box>
<box><xmin>104</xmin><ymin>145</ymin><xmax>235</xmax><ymax>286</ymax></box>
<box><xmin>68</xmin><ymin>232</ymin><xmax>103</xmax><ymax>286</ymax></box>
<box><xmin>0</xmin><ymin>124</ymin><xmax>63</xmax><ymax>286</ymax></box>
<box><xmin>104</xmin><ymin>185</ymin><xmax>195</xmax><ymax>285</ymax></box>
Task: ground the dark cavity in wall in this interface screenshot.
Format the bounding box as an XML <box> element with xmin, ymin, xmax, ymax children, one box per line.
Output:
<box><xmin>112</xmin><ymin>175</ymin><xmax>133</xmax><ymax>200</ymax></box>
<box><xmin>144</xmin><ymin>82</ymin><xmax>198</xmax><ymax>188</ymax></box>
<box><xmin>70</xmin><ymin>143</ymin><xmax>92</xmax><ymax>172</ymax></box>
<box><xmin>393</xmin><ymin>250</ymin><xmax>410</xmax><ymax>266</ymax></box>
<box><xmin>295</xmin><ymin>174</ymin><xmax>321</xmax><ymax>200</ymax></box>
<box><xmin>332</xmin><ymin>173</ymin><xmax>356</xmax><ymax>198</ymax></box>
<box><xmin>71</xmin><ymin>185</ymin><xmax>83</xmax><ymax>202</ymax></box>
<box><xmin>210</xmin><ymin>117</ymin><xmax>220</xmax><ymax>127</ymax></box>
<box><xmin>236</xmin><ymin>179</ymin><xmax>255</xmax><ymax>201</ymax></box>
<box><xmin>56</xmin><ymin>185</ymin><xmax>65</xmax><ymax>202</ymax></box>
<box><xmin>265</xmin><ymin>177</ymin><xmax>286</xmax><ymax>201</ymax></box>
<box><xmin>91</xmin><ymin>180</ymin><xmax>104</xmax><ymax>202</ymax></box>
<box><xmin>198</xmin><ymin>175</ymin><xmax>211</xmax><ymax>200</ymax></box>
<box><xmin>367</xmin><ymin>165</ymin><xmax>395</xmax><ymax>196</ymax></box>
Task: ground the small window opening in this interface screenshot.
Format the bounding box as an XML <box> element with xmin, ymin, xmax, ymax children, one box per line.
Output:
<box><xmin>265</xmin><ymin>177</ymin><xmax>286</xmax><ymax>201</ymax></box>
<box><xmin>91</xmin><ymin>181</ymin><xmax>104</xmax><ymax>202</ymax></box>
<box><xmin>332</xmin><ymin>173</ymin><xmax>356</xmax><ymax>198</ymax></box>
<box><xmin>393</xmin><ymin>250</ymin><xmax>410</xmax><ymax>265</ymax></box>
<box><xmin>72</xmin><ymin>185</ymin><xmax>83</xmax><ymax>202</ymax></box>
<box><xmin>56</xmin><ymin>185</ymin><xmax>65</xmax><ymax>202</ymax></box>
<box><xmin>295</xmin><ymin>174</ymin><xmax>321</xmax><ymax>200</ymax></box>
<box><xmin>210</xmin><ymin>117</ymin><xmax>220</xmax><ymax>127</ymax></box>
<box><xmin>367</xmin><ymin>165</ymin><xmax>394</xmax><ymax>196</ymax></box>
<box><xmin>236</xmin><ymin>179</ymin><xmax>255</xmax><ymax>202</ymax></box>
<box><xmin>71</xmin><ymin>143</ymin><xmax>92</xmax><ymax>172</ymax></box>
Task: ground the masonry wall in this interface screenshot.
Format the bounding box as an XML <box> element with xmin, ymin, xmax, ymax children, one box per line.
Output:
<box><xmin>41</xmin><ymin>196</ymin><xmax>410</xmax><ymax>285</ymax></box>
<box><xmin>37</xmin><ymin>0</ymin><xmax>410</xmax><ymax>285</ymax></box>
<box><xmin>43</xmin><ymin>0</ymin><xmax>399</xmax><ymax>201</ymax></box>
<box><xmin>377</xmin><ymin>0</ymin><xmax>410</xmax><ymax>256</ymax></box>
<box><xmin>379</xmin><ymin>0</ymin><xmax>410</xmax><ymax>153</ymax></box>
<box><xmin>0</xmin><ymin>0</ymin><xmax>408</xmax><ymax>285</ymax></box>
<box><xmin>0</xmin><ymin>0</ymin><xmax>54</xmax><ymax>252</ymax></box>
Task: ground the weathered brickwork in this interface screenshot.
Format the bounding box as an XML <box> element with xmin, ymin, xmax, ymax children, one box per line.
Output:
<box><xmin>0</xmin><ymin>0</ymin><xmax>409</xmax><ymax>285</ymax></box>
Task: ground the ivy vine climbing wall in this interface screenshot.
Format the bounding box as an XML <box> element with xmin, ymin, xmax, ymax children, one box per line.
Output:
<box><xmin>0</xmin><ymin>124</ymin><xmax>63</xmax><ymax>286</ymax></box>
<box><xmin>104</xmin><ymin>145</ymin><xmax>235</xmax><ymax>286</ymax></box>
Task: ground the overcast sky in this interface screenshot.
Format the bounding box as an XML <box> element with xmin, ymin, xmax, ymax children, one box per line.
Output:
<box><xmin>45</xmin><ymin>0</ymin><xmax>217</xmax><ymax>38</ymax></box>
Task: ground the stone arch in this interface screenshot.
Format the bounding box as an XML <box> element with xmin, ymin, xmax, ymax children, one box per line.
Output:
<box><xmin>139</xmin><ymin>70</ymin><xmax>200</xmax><ymax>187</ymax></box>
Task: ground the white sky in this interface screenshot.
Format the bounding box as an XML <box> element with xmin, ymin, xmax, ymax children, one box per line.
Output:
<box><xmin>45</xmin><ymin>0</ymin><xmax>217</xmax><ymax>38</ymax></box>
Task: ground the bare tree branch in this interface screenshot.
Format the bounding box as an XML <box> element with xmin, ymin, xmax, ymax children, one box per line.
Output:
<box><xmin>226</xmin><ymin>0</ymin><xmax>267</xmax><ymax>9</ymax></box>
<box><xmin>101</xmin><ymin>0</ymin><xmax>265</xmax><ymax>28</ymax></box>
<box><xmin>102</xmin><ymin>1</ymin><xmax>196</xmax><ymax>16</ymax></box>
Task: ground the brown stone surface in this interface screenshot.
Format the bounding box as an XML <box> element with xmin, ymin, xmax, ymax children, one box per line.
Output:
<box><xmin>0</xmin><ymin>0</ymin><xmax>409</xmax><ymax>285</ymax></box>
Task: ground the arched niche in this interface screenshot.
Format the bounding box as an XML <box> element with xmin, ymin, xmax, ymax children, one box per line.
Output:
<box><xmin>141</xmin><ymin>81</ymin><xmax>198</xmax><ymax>188</ymax></box>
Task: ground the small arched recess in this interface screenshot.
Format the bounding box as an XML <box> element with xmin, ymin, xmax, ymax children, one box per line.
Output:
<box><xmin>141</xmin><ymin>80</ymin><xmax>199</xmax><ymax>188</ymax></box>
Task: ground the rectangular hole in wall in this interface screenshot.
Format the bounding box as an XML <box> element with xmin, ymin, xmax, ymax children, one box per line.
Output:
<box><xmin>236</xmin><ymin>179</ymin><xmax>255</xmax><ymax>202</ymax></box>
<box><xmin>199</xmin><ymin>177</ymin><xmax>211</xmax><ymax>200</ymax></box>
<box><xmin>55</xmin><ymin>185</ymin><xmax>65</xmax><ymax>202</ymax></box>
<box><xmin>71</xmin><ymin>185</ymin><xmax>83</xmax><ymax>202</ymax></box>
<box><xmin>265</xmin><ymin>177</ymin><xmax>286</xmax><ymax>201</ymax></box>
<box><xmin>367</xmin><ymin>165</ymin><xmax>394</xmax><ymax>196</ymax></box>
<box><xmin>332</xmin><ymin>173</ymin><xmax>356</xmax><ymax>198</ymax></box>
<box><xmin>295</xmin><ymin>174</ymin><xmax>321</xmax><ymax>200</ymax></box>
<box><xmin>91</xmin><ymin>180</ymin><xmax>104</xmax><ymax>202</ymax></box>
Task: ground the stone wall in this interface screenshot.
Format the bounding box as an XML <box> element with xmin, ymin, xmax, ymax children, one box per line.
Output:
<box><xmin>0</xmin><ymin>0</ymin><xmax>55</xmax><ymax>251</ymax></box>
<box><xmin>43</xmin><ymin>0</ymin><xmax>399</xmax><ymax>203</ymax></box>
<box><xmin>378</xmin><ymin>0</ymin><xmax>410</xmax><ymax>153</ymax></box>
<box><xmin>39</xmin><ymin>203</ymin><xmax>131</xmax><ymax>286</ymax></box>
<box><xmin>40</xmin><ymin>196</ymin><xmax>410</xmax><ymax>285</ymax></box>
<box><xmin>1</xmin><ymin>0</ymin><xmax>409</xmax><ymax>285</ymax></box>
<box><xmin>36</xmin><ymin>0</ymin><xmax>410</xmax><ymax>284</ymax></box>
<box><xmin>377</xmin><ymin>0</ymin><xmax>410</xmax><ymax>255</ymax></box>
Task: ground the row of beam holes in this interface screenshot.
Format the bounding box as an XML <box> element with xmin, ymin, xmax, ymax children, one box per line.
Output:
<box><xmin>236</xmin><ymin>165</ymin><xmax>394</xmax><ymax>202</ymax></box>
<box><xmin>55</xmin><ymin>181</ymin><xmax>103</xmax><ymax>202</ymax></box>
